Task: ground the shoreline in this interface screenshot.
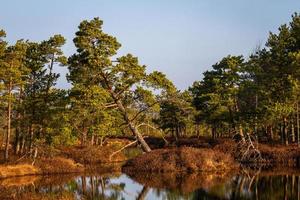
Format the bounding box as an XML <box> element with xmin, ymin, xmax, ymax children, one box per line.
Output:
<box><xmin>1</xmin><ymin>137</ymin><xmax>300</xmax><ymax>179</ymax></box>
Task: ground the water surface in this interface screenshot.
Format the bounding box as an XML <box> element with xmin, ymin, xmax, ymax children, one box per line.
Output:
<box><xmin>1</xmin><ymin>169</ymin><xmax>300</xmax><ymax>200</ymax></box>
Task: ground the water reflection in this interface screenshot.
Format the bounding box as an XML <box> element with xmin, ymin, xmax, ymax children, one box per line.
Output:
<box><xmin>1</xmin><ymin>169</ymin><xmax>300</xmax><ymax>199</ymax></box>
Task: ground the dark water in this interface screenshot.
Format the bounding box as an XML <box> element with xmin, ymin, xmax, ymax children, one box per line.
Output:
<box><xmin>1</xmin><ymin>169</ymin><xmax>300</xmax><ymax>200</ymax></box>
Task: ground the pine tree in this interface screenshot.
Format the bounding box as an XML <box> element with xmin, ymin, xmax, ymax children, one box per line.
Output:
<box><xmin>68</xmin><ymin>18</ymin><xmax>175</xmax><ymax>152</ymax></box>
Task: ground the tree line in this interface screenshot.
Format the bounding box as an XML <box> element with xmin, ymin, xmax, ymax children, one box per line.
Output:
<box><xmin>0</xmin><ymin>13</ymin><xmax>299</xmax><ymax>161</ymax></box>
<box><xmin>190</xmin><ymin>13</ymin><xmax>300</xmax><ymax>145</ymax></box>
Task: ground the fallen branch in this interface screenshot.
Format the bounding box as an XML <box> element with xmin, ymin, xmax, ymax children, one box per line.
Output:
<box><xmin>109</xmin><ymin>140</ymin><xmax>138</xmax><ymax>161</ymax></box>
<box><xmin>14</xmin><ymin>152</ymin><xmax>31</xmax><ymax>164</ymax></box>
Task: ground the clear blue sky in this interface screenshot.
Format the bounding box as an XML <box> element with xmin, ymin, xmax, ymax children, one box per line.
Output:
<box><xmin>1</xmin><ymin>0</ymin><xmax>299</xmax><ymax>89</ymax></box>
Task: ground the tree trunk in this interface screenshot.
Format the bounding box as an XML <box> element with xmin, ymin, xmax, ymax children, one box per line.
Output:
<box><xmin>239</xmin><ymin>124</ymin><xmax>245</xmax><ymax>142</ymax></box>
<box><xmin>228</xmin><ymin>107</ymin><xmax>236</xmax><ymax>136</ymax></box>
<box><xmin>100</xmin><ymin>137</ymin><xmax>104</xmax><ymax>147</ymax></box>
<box><xmin>14</xmin><ymin>88</ymin><xmax>23</xmax><ymax>155</ymax></box>
<box><xmin>254</xmin><ymin>94</ymin><xmax>258</xmax><ymax>135</ymax></box>
<box><xmin>114</xmin><ymin>97</ymin><xmax>151</xmax><ymax>152</ymax></box>
<box><xmin>284</xmin><ymin>117</ymin><xmax>289</xmax><ymax>146</ymax></box>
<box><xmin>94</xmin><ymin>135</ymin><xmax>98</xmax><ymax>145</ymax></box>
<box><xmin>103</xmin><ymin>74</ymin><xmax>151</xmax><ymax>152</ymax></box>
<box><xmin>4</xmin><ymin>80</ymin><xmax>12</xmax><ymax>161</ymax></box>
<box><xmin>234</xmin><ymin>99</ymin><xmax>245</xmax><ymax>142</ymax></box>
<box><xmin>196</xmin><ymin>123</ymin><xmax>200</xmax><ymax>137</ymax></box>
<box><xmin>212</xmin><ymin>125</ymin><xmax>216</xmax><ymax>139</ymax></box>
<box><xmin>175</xmin><ymin>126</ymin><xmax>180</xmax><ymax>141</ymax></box>
<box><xmin>14</xmin><ymin>127</ymin><xmax>20</xmax><ymax>155</ymax></box>
<box><xmin>20</xmin><ymin>136</ymin><xmax>25</xmax><ymax>155</ymax></box>
<box><xmin>81</xmin><ymin>125</ymin><xmax>87</xmax><ymax>146</ymax></box>
<box><xmin>29</xmin><ymin>125</ymin><xmax>34</xmax><ymax>152</ymax></box>
<box><xmin>270</xmin><ymin>126</ymin><xmax>273</xmax><ymax>141</ymax></box>
<box><xmin>280</xmin><ymin>123</ymin><xmax>284</xmax><ymax>144</ymax></box>
<box><xmin>292</xmin><ymin>118</ymin><xmax>295</xmax><ymax>143</ymax></box>
<box><xmin>297</xmin><ymin>102</ymin><xmax>300</xmax><ymax>147</ymax></box>
<box><xmin>91</xmin><ymin>133</ymin><xmax>94</xmax><ymax>145</ymax></box>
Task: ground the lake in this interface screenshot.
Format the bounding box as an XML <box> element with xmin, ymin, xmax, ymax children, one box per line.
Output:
<box><xmin>0</xmin><ymin>168</ymin><xmax>300</xmax><ymax>199</ymax></box>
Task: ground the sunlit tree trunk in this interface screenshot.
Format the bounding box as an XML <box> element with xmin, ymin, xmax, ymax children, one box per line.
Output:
<box><xmin>4</xmin><ymin>78</ymin><xmax>12</xmax><ymax>161</ymax></box>
<box><xmin>29</xmin><ymin>125</ymin><xmax>34</xmax><ymax>153</ymax></box>
<box><xmin>297</xmin><ymin>102</ymin><xmax>300</xmax><ymax>147</ymax></box>
<box><xmin>14</xmin><ymin>86</ymin><xmax>23</xmax><ymax>155</ymax></box>
<box><xmin>100</xmin><ymin>137</ymin><xmax>104</xmax><ymax>147</ymax></box>
<box><xmin>239</xmin><ymin>124</ymin><xmax>245</xmax><ymax>142</ymax></box>
<box><xmin>292</xmin><ymin>118</ymin><xmax>295</xmax><ymax>143</ymax></box>
<box><xmin>271</xmin><ymin>126</ymin><xmax>274</xmax><ymax>140</ymax></box>
<box><xmin>254</xmin><ymin>94</ymin><xmax>258</xmax><ymax>135</ymax></box>
<box><xmin>91</xmin><ymin>133</ymin><xmax>94</xmax><ymax>146</ymax></box>
<box><xmin>280</xmin><ymin>123</ymin><xmax>283</xmax><ymax>143</ymax></box>
<box><xmin>195</xmin><ymin>123</ymin><xmax>200</xmax><ymax>137</ymax></box>
<box><xmin>81</xmin><ymin>125</ymin><xmax>87</xmax><ymax>146</ymax></box>
<box><xmin>14</xmin><ymin>125</ymin><xmax>20</xmax><ymax>155</ymax></box>
<box><xmin>235</xmin><ymin>99</ymin><xmax>245</xmax><ymax>142</ymax></box>
<box><xmin>283</xmin><ymin>117</ymin><xmax>289</xmax><ymax>146</ymax></box>
<box><xmin>20</xmin><ymin>134</ymin><xmax>26</xmax><ymax>155</ymax></box>
<box><xmin>113</xmin><ymin>95</ymin><xmax>151</xmax><ymax>152</ymax></box>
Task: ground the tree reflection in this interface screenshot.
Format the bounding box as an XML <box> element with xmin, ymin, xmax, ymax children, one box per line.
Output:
<box><xmin>75</xmin><ymin>176</ymin><xmax>126</xmax><ymax>200</ymax></box>
<box><xmin>2</xmin><ymin>171</ymin><xmax>300</xmax><ymax>199</ymax></box>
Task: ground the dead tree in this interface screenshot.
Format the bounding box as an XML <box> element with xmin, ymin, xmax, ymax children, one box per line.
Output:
<box><xmin>234</xmin><ymin>133</ymin><xmax>264</xmax><ymax>163</ymax></box>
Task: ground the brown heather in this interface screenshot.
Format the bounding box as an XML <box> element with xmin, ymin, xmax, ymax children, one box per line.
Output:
<box><xmin>122</xmin><ymin>147</ymin><xmax>238</xmax><ymax>173</ymax></box>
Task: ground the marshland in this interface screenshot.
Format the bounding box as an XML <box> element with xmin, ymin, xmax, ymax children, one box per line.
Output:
<box><xmin>1</xmin><ymin>1</ymin><xmax>300</xmax><ymax>199</ymax></box>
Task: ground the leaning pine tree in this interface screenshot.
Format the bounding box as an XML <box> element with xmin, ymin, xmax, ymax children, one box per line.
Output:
<box><xmin>68</xmin><ymin>18</ymin><xmax>175</xmax><ymax>152</ymax></box>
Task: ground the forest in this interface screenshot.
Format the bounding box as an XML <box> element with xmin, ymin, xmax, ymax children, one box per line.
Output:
<box><xmin>0</xmin><ymin>11</ymin><xmax>300</xmax><ymax>176</ymax></box>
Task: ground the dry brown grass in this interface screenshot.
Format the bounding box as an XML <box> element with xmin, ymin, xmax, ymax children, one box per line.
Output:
<box><xmin>258</xmin><ymin>143</ymin><xmax>300</xmax><ymax>165</ymax></box>
<box><xmin>0</xmin><ymin>157</ymin><xmax>83</xmax><ymax>179</ymax></box>
<box><xmin>213</xmin><ymin>139</ymin><xmax>300</xmax><ymax>165</ymax></box>
<box><xmin>122</xmin><ymin>147</ymin><xmax>237</xmax><ymax>173</ymax></box>
<box><xmin>0</xmin><ymin>164</ymin><xmax>40</xmax><ymax>179</ymax></box>
<box><xmin>36</xmin><ymin>156</ymin><xmax>84</xmax><ymax>174</ymax></box>
<box><xmin>213</xmin><ymin>139</ymin><xmax>237</xmax><ymax>155</ymax></box>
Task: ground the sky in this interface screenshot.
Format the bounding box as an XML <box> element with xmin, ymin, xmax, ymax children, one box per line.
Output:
<box><xmin>0</xmin><ymin>0</ymin><xmax>299</xmax><ymax>90</ymax></box>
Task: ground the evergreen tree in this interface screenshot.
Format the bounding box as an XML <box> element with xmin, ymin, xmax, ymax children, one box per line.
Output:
<box><xmin>0</xmin><ymin>38</ymin><xmax>28</xmax><ymax>160</ymax></box>
<box><xmin>68</xmin><ymin>18</ymin><xmax>175</xmax><ymax>152</ymax></box>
